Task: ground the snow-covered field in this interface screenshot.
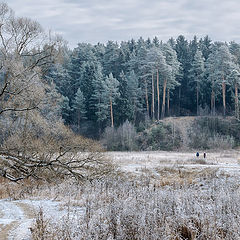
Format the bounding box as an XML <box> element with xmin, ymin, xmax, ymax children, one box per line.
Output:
<box><xmin>0</xmin><ymin>150</ymin><xmax>240</xmax><ymax>239</ymax></box>
<box><xmin>108</xmin><ymin>150</ymin><xmax>240</xmax><ymax>175</ymax></box>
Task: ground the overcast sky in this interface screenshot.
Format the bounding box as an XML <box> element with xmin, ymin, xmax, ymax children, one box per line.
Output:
<box><xmin>7</xmin><ymin>0</ymin><xmax>240</xmax><ymax>48</ymax></box>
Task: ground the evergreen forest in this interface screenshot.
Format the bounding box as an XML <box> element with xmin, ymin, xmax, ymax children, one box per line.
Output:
<box><xmin>46</xmin><ymin>35</ymin><xmax>240</xmax><ymax>138</ymax></box>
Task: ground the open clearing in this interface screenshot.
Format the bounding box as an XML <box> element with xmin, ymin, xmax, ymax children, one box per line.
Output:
<box><xmin>0</xmin><ymin>150</ymin><xmax>240</xmax><ymax>239</ymax></box>
<box><xmin>108</xmin><ymin>150</ymin><xmax>240</xmax><ymax>176</ymax></box>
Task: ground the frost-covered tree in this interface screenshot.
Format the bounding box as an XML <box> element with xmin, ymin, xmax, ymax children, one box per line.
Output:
<box><xmin>229</xmin><ymin>42</ymin><xmax>240</xmax><ymax>119</ymax></box>
<box><xmin>215</xmin><ymin>45</ymin><xmax>233</xmax><ymax>116</ymax></box>
<box><xmin>103</xmin><ymin>41</ymin><xmax>120</xmax><ymax>77</ymax></box>
<box><xmin>228</xmin><ymin>68</ymin><xmax>240</xmax><ymax>119</ymax></box>
<box><xmin>72</xmin><ymin>88</ymin><xmax>86</xmax><ymax>130</ymax></box>
<box><xmin>91</xmin><ymin>64</ymin><xmax>109</xmax><ymax>126</ymax></box>
<box><xmin>189</xmin><ymin>50</ymin><xmax>205</xmax><ymax>115</ymax></box>
<box><xmin>129</xmin><ymin>46</ymin><xmax>149</xmax><ymax>117</ymax></box>
<box><xmin>175</xmin><ymin>35</ymin><xmax>191</xmax><ymax>113</ymax></box>
<box><xmin>104</xmin><ymin>73</ymin><xmax>120</xmax><ymax>127</ymax></box>
<box><xmin>60</xmin><ymin>96</ymin><xmax>72</xmax><ymax>123</ymax></box>
<box><xmin>0</xmin><ymin>3</ymin><xmax>58</xmax><ymax>118</ymax></box>
<box><xmin>146</xmin><ymin>47</ymin><xmax>167</xmax><ymax>120</ymax></box>
<box><xmin>199</xmin><ymin>35</ymin><xmax>212</xmax><ymax>60</ymax></box>
<box><xmin>78</xmin><ymin>61</ymin><xmax>100</xmax><ymax>121</ymax></box>
<box><xmin>161</xmin><ymin>43</ymin><xmax>180</xmax><ymax>117</ymax></box>
<box><xmin>114</xmin><ymin>71</ymin><xmax>131</xmax><ymax>124</ymax></box>
<box><xmin>189</xmin><ymin>36</ymin><xmax>198</xmax><ymax>61</ymax></box>
<box><xmin>46</xmin><ymin>63</ymin><xmax>72</xmax><ymax>98</ymax></box>
<box><xmin>206</xmin><ymin>51</ymin><xmax>219</xmax><ymax>115</ymax></box>
<box><xmin>126</xmin><ymin>70</ymin><xmax>142</xmax><ymax>122</ymax></box>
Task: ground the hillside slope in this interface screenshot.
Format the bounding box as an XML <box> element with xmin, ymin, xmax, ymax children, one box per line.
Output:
<box><xmin>160</xmin><ymin>116</ymin><xmax>240</xmax><ymax>150</ymax></box>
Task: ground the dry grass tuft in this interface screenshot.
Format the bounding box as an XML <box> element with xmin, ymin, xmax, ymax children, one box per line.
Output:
<box><xmin>153</xmin><ymin>166</ymin><xmax>218</xmax><ymax>188</ymax></box>
<box><xmin>25</xmin><ymin>168</ymin><xmax>240</xmax><ymax>240</ymax></box>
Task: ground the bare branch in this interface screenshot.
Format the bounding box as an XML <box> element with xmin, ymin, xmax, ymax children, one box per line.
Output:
<box><xmin>0</xmin><ymin>105</ymin><xmax>38</xmax><ymax>115</ymax></box>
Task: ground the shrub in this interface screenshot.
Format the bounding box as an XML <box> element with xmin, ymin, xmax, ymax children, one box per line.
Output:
<box><xmin>137</xmin><ymin>122</ymin><xmax>182</xmax><ymax>151</ymax></box>
<box><xmin>188</xmin><ymin>117</ymin><xmax>238</xmax><ymax>149</ymax></box>
<box><xmin>101</xmin><ymin>120</ymin><xmax>138</xmax><ymax>151</ymax></box>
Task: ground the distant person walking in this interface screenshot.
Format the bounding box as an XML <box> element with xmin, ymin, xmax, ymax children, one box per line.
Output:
<box><xmin>203</xmin><ymin>152</ymin><xmax>206</xmax><ymax>158</ymax></box>
<box><xmin>196</xmin><ymin>152</ymin><xmax>199</xmax><ymax>157</ymax></box>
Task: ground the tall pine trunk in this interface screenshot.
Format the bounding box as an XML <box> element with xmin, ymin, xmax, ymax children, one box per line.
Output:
<box><xmin>144</xmin><ymin>78</ymin><xmax>149</xmax><ymax>117</ymax></box>
<box><xmin>110</xmin><ymin>98</ymin><xmax>114</xmax><ymax>127</ymax></box>
<box><xmin>222</xmin><ymin>80</ymin><xmax>226</xmax><ymax>116</ymax></box>
<box><xmin>157</xmin><ymin>69</ymin><xmax>160</xmax><ymax>120</ymax></box>
<box><xmin>151</xmin><ymin>73</ymin><xmax>155</xmax><ymax>120</ymax></box>
<box><xmin>167</xmin><ymin>88</ymin><xmax>170</xmax><ymax>117</ymax></box>
<box><xmin>235</xmin><ymin>82</ymin><xmax>239</xmax><ymax>119</ymax></box>
<box><xmin>161</xmin><ymin>79</ymin><xmax>167</xmax><ymax>119</ymax></box>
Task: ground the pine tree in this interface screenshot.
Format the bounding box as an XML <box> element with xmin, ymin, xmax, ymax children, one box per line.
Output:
<box><xmin>137</xmin><ymin>37</ymin><xmax>146</xmax><ymax>52</ymax></box>
<box><xmin>153</xmin><ymin>36</ymin><xmax>160</xmax><ymax>47</ymax></box>
<box><xmin>91</xmin><ymin>64</ymin><xmax>109</xmax><ymax>125</ymax></box>
<box><xmin>127</xmin><ymin>70</ymin><xmax>142</xmax><ymax>122</ymax></box>
<box><xmin>78</xmin><ymin>61</ymin><xmax>100</xmax><ymax>120</ymax></box>
<box><xmin>104</xmin><ymin>73</ymin><xmax>120</xmax><ymax>127</ymax></box>
<box><xmin>228</xmin><ymin>68</ymin><xmax>240</xmax><ymax>119</ymax></box>
<box><xmin>161</xmin><ymin>43</ymin><xmax>180</xmax><ymax>117</ymax></box>
<box><xmin>167</xmin><ymin>37</ymin><xmax>176</xmax><ymax>49</ymax></box>
<box><xmin>229</xmin><ymin>42</ymin><xmax>240</xmax><ymax>119</ymax></box>
<box><xmin>128</xmin><ymin>39</ymin><xmax>137</xmax><ymax>53</ymax></box>
<box><xmin>72</xmin><ymin>88</ymin><xmax>86</xmax><ymax>130</ymax></box>
<box><xmin>128</xmin><ymin>45</ymin><xmax>149</xmax><ymax>117</ymax></box>
<box><xmin>215</xmin><ymin>45</ymin><xmax>233</xmax><ymax>116</ymax></box>
<box><xmin>175</xmin><ymin>35</ymin><xmax>191</xmax><ymax>114</ymax></box>
<box><xmin>103</xmin><ymin>41</ymin><xmax>120</xmax><ymax>77</ymax></box>
<box><xmin>69</xmin><ymin>43</ymin><xmax>97</xmax><ymax>94</ymax></box>
<box><xmin>206</xmin><ymin>51</ymin><xmax>219</xmax><ymax>115</ymax></box>
<box><xmin>114</xmin><ymin>71</ymin><xmax>131</xmax><ymax>125</ymax></box>
<box><xmin>60</xmin><ymin>96</ymin><xmax>72</xmax><ymax>124</ymax></box>
<box><xmin>189</xmin><ymin>36</ymin><xmax>198</xmax><ymax>61</ymax></box>
<box><xmin>146</xmin><ymin>47</ymin><xmax>167</xmax><ymax>120</ymax></box>
<box><xmin>46</xmin><ymin>63</ymin><xmax>72</xmax><ymax>98</ymax></box>
<box><xmin>188</xmin><ymin>50</ymin><xmax>205</xmax><ymax>115</ymax></box>
<box><xmin>205</xmin><ymin>44</ymin><xmax>232</xmax><ymax>116</ymax></box>
<box><xmin>199</xmin><ymin>35</ymin><xmax>212</xmax><ymax>60</ymax></box>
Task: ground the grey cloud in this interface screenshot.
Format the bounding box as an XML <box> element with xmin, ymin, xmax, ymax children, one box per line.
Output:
<box><xmin>7</xmin><ymin>0</ymin><xmax>240</xmax><ymax>48</ymax></box>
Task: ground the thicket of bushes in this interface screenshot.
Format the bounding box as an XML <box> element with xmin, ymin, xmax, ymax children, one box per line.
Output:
<box><xmin>188</xmin><ymin>117</ymin><xmax>240</xmax><ymax>149</ymax></box>
<box><xmin>137</xmin><ymin>122</ymin><xmax>182</xmax><ymax>151</ymax></box>
<box><xmin>101</xmin><ymin>120</ymin><xmax>182</xmax><ymax>151</ymax></box>
<box><xmin>101</xmin><ymin>120</ymin><xmax>138</xmax><ymax>151</ymax></box>
<box><xmin>101</xmin><ymin>116</ymin><xmax>240</xmax><ymax>151</ymax></box>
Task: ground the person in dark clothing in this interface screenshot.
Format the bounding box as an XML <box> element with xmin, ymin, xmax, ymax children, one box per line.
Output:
<box><xmin>203</xmin><ymin>152</ymin><xmax>206</xmax><ymax>158</ymax></box>
<box><xmin>196</xmin><ymin>152</ymin><xmax>199</xmax><ymax>157</ymax></box>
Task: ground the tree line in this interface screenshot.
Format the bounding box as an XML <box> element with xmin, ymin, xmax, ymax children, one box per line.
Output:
<box><xmin>46</xmin><ymin>35</ymin><xmax>240</xmax><ymax>137</ymax></box>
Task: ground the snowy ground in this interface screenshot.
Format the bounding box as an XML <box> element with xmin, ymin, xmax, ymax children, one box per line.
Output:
<box><xmin>0</xmin><ymin>150</ymin><xmax>239</xmax><ymax>239</ymax></box>
<box><xmin>108</xmin><ymin>150</ymin><xmax>240</xmax><ymax>176</ymax></box>
<box><xmin>0</xmin><ymin>199</ymin><xmax>72</xmax><ymax>240</ymax></box>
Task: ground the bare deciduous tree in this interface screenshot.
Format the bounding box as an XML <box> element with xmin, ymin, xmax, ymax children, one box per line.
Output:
<box><xmin>0</xmin><ymin>3</ymin><xmax>113</xmax><ymax>182</ymax></box>
<box><xmin>0</xmin><ymin>121</ymin><xmax>113</xmax><ymax>182</ymax></box>
<box><xmin>0</xmin><ymin>3</ymin><xmax>62</xmax><ymax>117</ymax></box>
